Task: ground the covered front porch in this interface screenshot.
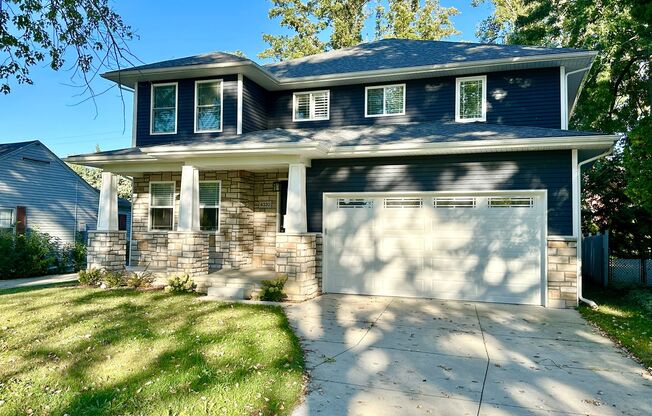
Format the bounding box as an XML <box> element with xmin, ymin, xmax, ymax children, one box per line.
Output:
<box><xmin>85</xmin><ymin>155</ymin><xmax>321</xmax><ymax>301</ymax></box>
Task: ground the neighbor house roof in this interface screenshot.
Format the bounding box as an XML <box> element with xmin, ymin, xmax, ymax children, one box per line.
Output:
<box><xmin>0</xmin><ymin>140</ymin><xmax>38</xmax><ymax>159</ymax></box>
<box><xmin>65</xmin><ymin>121</ymin><xmax>617</xmax><ymax>169</ymax></box>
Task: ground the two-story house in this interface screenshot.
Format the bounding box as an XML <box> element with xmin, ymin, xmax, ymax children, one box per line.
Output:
<box><xmin>66</xmin><ymin>39</ymin><xmax>616</xmax><ymax>307</ymax></box>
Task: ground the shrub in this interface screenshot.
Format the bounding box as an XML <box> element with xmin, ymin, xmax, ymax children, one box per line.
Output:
<box><xmin>165</xmin><ymin>274</ymin><xmax>196</xmax><ymax>293</ymax></box>
<box><xmin>625</xmin><ymin>288</ymin><xmax>652</xmax><ymax>317</ymax></box>
<box><xmin>259</xmin><ymin>275</ymin><xmax>288</xmax><ymax>302</ymax></box>
<box><xmin>126</xmin><ymin>268</ymin><xmax>155</xmax><ymax>289</ymax></box>
<box><xmin>101</xmin><ymin>270</ymin><xmax>128</xmax><ymax>288</ymax></box>
<box><xmin>0</xmin><ymin>229</ymin><xmax>61</xmax><ymax>279</ymax></box>
<box><xmin>78</xmin><ymin>268</ymin><xmax>103</xmax><ymax>286</ymax></box>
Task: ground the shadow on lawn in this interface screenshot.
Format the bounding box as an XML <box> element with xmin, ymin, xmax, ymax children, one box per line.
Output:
<box><xmin>0</xmin><ymin>287</ymin><xmax>304</xmax><ymax>415</ymax></box>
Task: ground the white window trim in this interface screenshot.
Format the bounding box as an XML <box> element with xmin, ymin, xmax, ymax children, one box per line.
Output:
<box><xmin>292</xmin><ymin>90</ymin><xmax>330</xmax><ymax>122</ymax></box>
<box><xmin>364</xmin><ymin>84</ymin><xmax>406</xmax><ymax>118</ymax></box>
<box><xmin>0</xmin><ymin>207</ymin><xmax>15</xmax><ymax>232</ymax></box>
<box><xmin>199</xmin><ymin>180</ymin><xmax>222</xmax><ymax>232</ymax></box>
<box><xmin>148</xmin><ymin>181</ymin><xmax>176</xmax><ymax>232</ymax></box>
<box><xmin>194</xmin><ymin>79</ymin><xmax>224</xmax><ymax>133</ymax></box>
<box><xmin>455</xmin><ymin>75</ymin><xmax>487</xmax><ymax>123</ymax></box>
<box><xmin>150</xmin><ymin>82</ymin><xmax>178</xmax><ymax>135</ymax></box>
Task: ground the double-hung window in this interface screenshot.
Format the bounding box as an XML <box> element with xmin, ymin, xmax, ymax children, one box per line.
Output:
<box><xmin>151</xmin><ymin>83</ymin><xmax>178</xmax><ymax>134</ymax></box>
<box><xmin>195</xmin><ymin>80</ymin><xmax>223</xmax><ymax>132</ymax></box>
<box><xmin>199</xmin><ymin>181</ymin><xmax>220</xmax><ymax>231</ymax></box>
<box><xmin>293</xmin><ymin>90</ymin><xmax>329</xmax><ymax>121</ymax></box>
<box><xmin>365</xmin><ymin>84</ymin><xmax>405</xmax><ymax>117</ymax></box>
<box><xmin>150</xmin><ymin>182</ymin><xmax>175</xmax><ymax>231</ymax></box>
<box><xmin>455</xmin><ymin>75</ymin><xmax>487</xmax><ymax>122</ymax></box>
<box><xmin>0</xmin><ymin>208</ymin><xmax>13</xmax><ymax>231</ymax></box>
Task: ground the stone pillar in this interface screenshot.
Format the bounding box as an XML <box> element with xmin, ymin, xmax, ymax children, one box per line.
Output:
<box><xmin>87</xmin><ymin>230</ymin><xmax>126</xmax><ymax>271</ymax></box>
<box><xmin>97</xmin><ymin>171</ymin><xmax>118</xmax><ymax>231</ymax></box>
<box><xmin>547</xmin><ymin>237</ymin><xmax>578</xmax><ymax>308</ymax></box>
<box><xmin>167</xmin><ymin>231</ymin><xmax>209</xmax><ymax>277</ymax></box>
<box><xmin>285</xmin><ymin>163</ymin><xmax>307</xmax><ymax>233</ymax></box>
<box><xmin>276</xmin><ymin>233</ymin><xmax>319</xmax><ymax>301</ymax></box>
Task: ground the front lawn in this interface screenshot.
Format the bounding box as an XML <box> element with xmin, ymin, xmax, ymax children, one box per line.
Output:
<box><xmin>0</xmin><ymin>286</ymin><xmax>304</xmax><ymax>415</ymax></box>
<box><xmin>579</xmin><ymin>286</ymin><xmax>652</xmax><ymax>370</ymax></box>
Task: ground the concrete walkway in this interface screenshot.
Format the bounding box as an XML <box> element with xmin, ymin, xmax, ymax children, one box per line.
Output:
<box><xmin>285</xmin><ymin>295</ymin><xmax>652</xmax><ymax>416</ymax></box>
<box><xmin>0</xmin><ymin>273</ymin><xmax>78</xmax><ymax>290</ymax></box>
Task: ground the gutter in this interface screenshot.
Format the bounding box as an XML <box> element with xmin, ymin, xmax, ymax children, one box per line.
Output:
<box><xmin>576</xmin><ymin>145</ymin><xmax>615</xmax><ymax>309</ymax></box>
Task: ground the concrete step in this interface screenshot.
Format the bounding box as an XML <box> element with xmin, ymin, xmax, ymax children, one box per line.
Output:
<box><xmin>207</xmin><ymin>286</ymin><xmax>246</xmax><ymax>300</ymax></box>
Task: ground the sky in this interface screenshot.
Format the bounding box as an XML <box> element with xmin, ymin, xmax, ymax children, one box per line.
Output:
<box><xmin>0</xmin><ymin>0</ymin><xmax>493</xmax><ymax>158</ymax></box>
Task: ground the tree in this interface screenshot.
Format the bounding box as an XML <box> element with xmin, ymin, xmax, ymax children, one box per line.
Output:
<box><xmin>375</xmin><ymin>0</ymin><xmax>458</xmax><ymax>40</ymax></box>
<box><xmin>624</xmin><ymin>117</ymin><xmax>652</xmax><ymax>215</ymax></box>
<box><xmin>68</xmin><ymin>162</ymin><xmax>132</xmax><ymax>200</ymax></box>
<box><xmin>260</xmin><ymin>0</ymin><xmax>459</xmax><ymax>61</ymax></box>
<box><xmin>0</xmin><ymin>0</ymin><xmax>136</xmax><ymax>96</ymax></box>
<box><xmin>471</xmin><ymin>0</ymin><xmax>527</xmax><ymax>44</ymax></box>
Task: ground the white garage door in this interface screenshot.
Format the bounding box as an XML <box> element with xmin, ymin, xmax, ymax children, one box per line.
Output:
<box><xmin>323</xmin><ymin>192</ymin><xmax>546</xmax><ymax>305</ymax></box>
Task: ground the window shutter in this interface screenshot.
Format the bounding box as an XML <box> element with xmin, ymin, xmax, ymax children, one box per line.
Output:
<box><xmin>16</xmin><ymin>206</ymin><xmax>26</xmax><ymax>235</ymax></box>
<box><xmin>151</xmin><ymin>183</ymin><xmax>174</xmax><ymax>207</ymax></box>
<box><xmin>118</xmin><ymin>214</ymin><xmax>127</xmax><ymax>231</ymax></box>
<box><xmin>312</xmin><ymin>92</ymin><xmax>329</xmax><ymax>119</ymax></box>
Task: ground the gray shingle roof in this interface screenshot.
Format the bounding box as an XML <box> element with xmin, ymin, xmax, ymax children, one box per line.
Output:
<box><xmin>264</xmin><ymin>39</ymin><xmax>590</xmax><ymax>79</ymax></box>
<box><xmin>67</xmin><ymin>122</ymin><xmax>602</xmax><ymax>160</ymax></box>
<box><xmin>0</xmin><ymin>140</ymin><xmax>38</xmax><ymax>158</ymax></box>
<box><xmin>109</xmin><ymin>39</ymin><xmax>591</xmax><ymax>81</ymax></box>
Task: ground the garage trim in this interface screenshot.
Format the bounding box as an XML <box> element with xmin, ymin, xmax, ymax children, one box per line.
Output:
<box><xmin>322</xmin><ymin>189</ymin><xmax>548</xmax><ymax>306</ymax></box>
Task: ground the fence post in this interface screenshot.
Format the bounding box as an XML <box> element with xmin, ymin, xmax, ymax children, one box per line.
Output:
<box><xmin>603</xmin><ymin>230</ymin><xmax>609</xmax><ymax>287</ymax></box>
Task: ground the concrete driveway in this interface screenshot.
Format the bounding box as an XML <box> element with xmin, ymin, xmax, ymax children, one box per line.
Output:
<box><xmin>284</xmin><ymin>295</ymin><xmax>652</xmax><ymax>416</ymax></box>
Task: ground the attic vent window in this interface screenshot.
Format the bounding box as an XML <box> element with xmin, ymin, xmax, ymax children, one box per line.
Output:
<box><xmin>293</xmin><ymin>90</ymin><xmax>329</xmax><ymax>121</ymax></box>
<box><xmin>366</xmin><ymin>84</ymin><xmax>405</xmax><ymax>117</ymax></box>
<box><xmin>456</xmin><ymin>75</ymin><xmax>487</xmax><ymax>122</ymax></box>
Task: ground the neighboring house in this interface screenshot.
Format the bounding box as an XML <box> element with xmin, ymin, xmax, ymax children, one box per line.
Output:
<box><xmin>0</xmin><ymin>140</ymin><xmax>131</xmax><ymax>245</ymax></box>
<box><xmin>66</xmin><ymin>39</ymin><xmax>617</xmax><ymax>307</ymax></box>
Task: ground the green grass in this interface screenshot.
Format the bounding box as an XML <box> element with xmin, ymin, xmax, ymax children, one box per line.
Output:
<box><xmin>579</xmin><ymin>286</ymin><xmax>652</xmax><ymax>370</ymax></box>
<box><xmin>0</xmin><ymin>286</ymin><xmax>304</xmax><ymax>415</ymax></box>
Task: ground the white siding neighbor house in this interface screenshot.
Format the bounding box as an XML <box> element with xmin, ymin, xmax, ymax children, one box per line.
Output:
<box><xmin>0</xmin><ymin>140</ymin><xmax>131</xmax><ymax>245</ymax></box>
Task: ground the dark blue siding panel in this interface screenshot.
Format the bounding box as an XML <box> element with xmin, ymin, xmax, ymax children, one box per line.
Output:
<box><xmin>242</xmin><ymin>76</ymin><xmax>268</xmax><ymax>132</ymax></box>
<box><xmin>306</xmin><ymin>150</ymin><xmax>572</xmax><ymax>235</ymax></box>
<box><xmin>269</xmin><ymin>67</ymin><xmax>561</xmax><ymax>130</ymax></box>
<box><xmin>136</xmin><ymin>75</ymin><xmax>238</xmax><ymax>146</ymax></box>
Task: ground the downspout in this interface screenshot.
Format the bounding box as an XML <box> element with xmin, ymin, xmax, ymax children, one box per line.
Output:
<box><xmin>576</xmin><ymin>145</ymin><xmax>614</xmax><ymax>308</ymax></box>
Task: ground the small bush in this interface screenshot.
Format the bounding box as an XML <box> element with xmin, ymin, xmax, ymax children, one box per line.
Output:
<box><xmin>625</xmin><ymin>288</ymin><xmax>652</xmax><ymax>316</ymax></box>
<box><xmin>165</xmin><ymin>274</ymin><xmax>196</xmax><ymax>293</ymax></box>
<box><xmin>78</xmin><ymin>268</ymin><xmax>103</xmax><ymax>286</ymax></box>
<box><xmin>101</xmin><ymin>270</ymin><xmax>128</xmax><ymax>288</ymax></box>
<box><xmin>259</xmin><ymin>275</ymin><xmax>288</xmax><ymax>302</ymax></box>
<box><xmin>126</xmin><ymin>268</ymin><xmax>155</xmax><ymax>289</ymax></box>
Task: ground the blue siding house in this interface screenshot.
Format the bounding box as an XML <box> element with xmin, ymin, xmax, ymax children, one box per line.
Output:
<box><xmin>66</xmin><ymin>39</ymin><xmax>617</xmax><ymax>307</ymax></box>
<box><xmin>0</xmin><ymin>140</ymin><xmax>131</xmax><ymax>245</ymax></box>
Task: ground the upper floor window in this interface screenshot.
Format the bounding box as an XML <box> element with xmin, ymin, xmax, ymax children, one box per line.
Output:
<box><xmin>365</xmin><ymin>84</ymin><xmax>405</xmax><ymax>117</ymax></box>
<box><xmin>0</xmin><ymin>208</ymin><xmax>14</xmax><ymax>231</ymax></box>
<box><xmin>199</xmin><ymin>181</ymin><xmax>221</xmax><ymax>231</ymax></box>
<box><xmin>195</xmin><ymin>80</ymin><xmax>223</xmax><ymax>132</ymax></box>
<box><xmin>455</xmin><ymin>75</ymin><xmax>486</xmax><ymax>122</ymax></box>
<box><xmin>293</xmin><ymin>90</ymin><xmax>329</xmax><ymax>121</ymax></box>
<box><xmin>150</xmin><ymin>182</ymin><xmax>175</xmax><ymax>231</ymax></box>
<box><xmin>151</xmin><ymin>83</ymin><xmax>178</xmax><ymax>134</ymax></box>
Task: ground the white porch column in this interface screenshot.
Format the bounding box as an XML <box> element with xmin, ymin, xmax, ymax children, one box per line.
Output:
<box><xmin>285</xmin><ymin>163</ymin><xmax>307</xmax><ymax>233</ymax></box>
<box><xmin>97</xmin><ymin>171</ymin><xmax>118</xmax><ymax>231</ymax></box>
<box><xmin>178</xmin><ymin>165</ymin><xmax>200</xmax><ymax>232</ymax></box>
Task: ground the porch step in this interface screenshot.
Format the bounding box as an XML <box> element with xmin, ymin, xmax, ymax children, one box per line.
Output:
<box><xmin>207</xmin><ymin>286</ymin><xmax>246</xmax><ymax>300</ymax></box>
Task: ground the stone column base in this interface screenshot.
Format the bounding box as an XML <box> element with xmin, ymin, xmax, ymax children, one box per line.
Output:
<box><xmin>87</xmin><ymin>230</ymin><xmax>127</xmax><ymax>271</ymax></box>
<box><xmin>167</xmin><ymin>232</ymin><xmax>209</xmax><ymax>277</ymax></box>
<box><xmin>276</xmin><ymin>233</ymin><xmax>319</xmax><ymax>301</ymax></box>
<box><xmin>548</xmin><ymin>237</ymin><xmax>578</xmax><ymax>308</ymax></box>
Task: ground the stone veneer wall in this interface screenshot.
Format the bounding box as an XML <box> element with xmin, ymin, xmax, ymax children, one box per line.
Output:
<box><xmin>130</xmin><ymin>170</ymin><xmax>284</xmax><ymax>273</ymax></box>
<box><xmin>87</xmin><ymin>230</ymin><xmax>127</xmax><ymax>271</ymax></box>
<box><xmin>315</xmin><ymin>233</ymin><xmax>323</xmax><ymax>289</ymax></box>
<box><xmin>276</xmin><ymin>233</ymin><xmax>319</xmax><ymax>301</ymax></box>
<box><xmin>167</xmin><ymin>232</ymin><xmax>209</xmax><ymax>276</ymax></box>
<box><xmin>547</xmin><ymin>237</ymin><xmax>578</xmax><ymax>308</ymax></box>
